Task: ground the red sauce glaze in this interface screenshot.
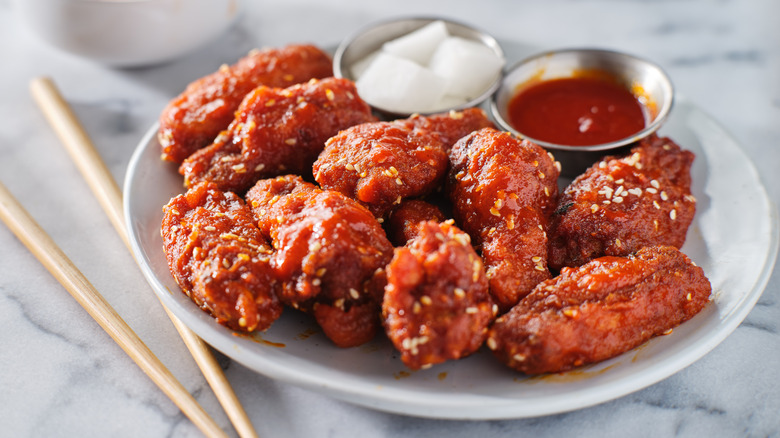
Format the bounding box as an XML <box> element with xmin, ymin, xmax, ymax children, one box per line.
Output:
<box><xmin>507</xmin><ymin>76</ymin><xmax>646</xmax><ymax>146</ymax></box>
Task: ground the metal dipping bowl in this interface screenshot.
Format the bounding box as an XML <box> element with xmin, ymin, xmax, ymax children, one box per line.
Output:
<box><xmin>490</xmin><ymin>48</ymin><xmax>674</xmax><ymax>178</ymax></box>
<box><xmin>334</xmin><ymin>16</ymin><xmax>505</xmax><ymax>119</ymax></box>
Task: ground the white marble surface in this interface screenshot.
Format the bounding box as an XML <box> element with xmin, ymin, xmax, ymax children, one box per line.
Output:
<box><xmin>2</xmin><ymin>0</ymin><xmax>779</xmax><ymax>437</ymax></box>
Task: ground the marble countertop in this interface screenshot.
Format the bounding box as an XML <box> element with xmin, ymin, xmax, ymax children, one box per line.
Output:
<box><xmin>2</xmin><ymin>0</ymin><xmax>778</xmax><ymax>436</ymax></box>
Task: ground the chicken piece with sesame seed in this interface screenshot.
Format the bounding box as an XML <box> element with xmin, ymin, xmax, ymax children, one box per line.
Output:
<box><xmin>313</xmin><ymin>109</ymin><xmax>493</xmax><ymax>219</ymax></box>
<box><xmin>547</xmin><ymin>134</ymin><xmax>696</xmax><ymax>270</ymax></box>
<box><xmin>245</xmin><ymin>175</ymin><xmax>394</xmax><ymax>348</ymax></box>
<box><xmin>180</xmin><ymin>77</ymin><xmax>376</xmax><ymax>194</ymax></box>
<box><xmin>487</xmin><ymin>245</ymin><xmax>711</xmax><ymax>375</ymax></box>
<box><xmin>162</xmin><ymin>182</ymin><xmax>282</xmax><ymax>332</ymax></box>
<box><xmin>159</xmin><ymin>44</ymin><xmax>334</xmax><ymax>163</ymax></box>
<box><xmin>383</xmin><ymin>220</ymin><xmax>494</xmax><ymax>370</ymax></box>
<box><xmin>385</xmin><ymin>199</ymin><xmax>446</xmax><ymax>246</ymax></box>
<box><xmin>448</xmin><ymin>127</ymin><xmax>560</xmax><ymax>312</ymax></box>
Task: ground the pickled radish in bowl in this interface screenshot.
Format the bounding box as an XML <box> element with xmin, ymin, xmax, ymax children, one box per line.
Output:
<box><xmin>430</xmin><ymin>36</ymin><xmax>504</xmax><ymax>100</ymax></box>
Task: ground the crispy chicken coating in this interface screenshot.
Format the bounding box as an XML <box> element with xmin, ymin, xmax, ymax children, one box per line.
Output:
<box><xmin>383</xmin><ymin>220</ymin><xmax>494</xmax><ymax>370</ymax></box>
<box><xmin>161</xmin><ymin>182</ymin><xmax>282</xmax><ymax>332</ymax></box>
<box><xmin>448</xmin><ymin>128</ymin><xmax>560</xmax><ymax>312</ymax></box>
<box><xmin>313</xmin><ymin>121</ymin><xmax>448</xmax><ymax>218</ymax></box>
<box><xmin>487</xmin><ymin>245</ymin><xmax>711</xmax><ymax>375</ymax></box>
<box><xmin>313</xmin><ymin>109</ymin><xmax>493</xmax><ymax>219</ymax></box>
<box><xmin>180</xmin><ymin>77</ymin><xmax>375</xmax><ymax>194</ymax></box>
<box><xmin>547</xmin><ymin>135</ymin><xmax>696</xmax><ymax>270</ymax></box>
<box><xmin>398</xmin><ymin>108</ymin><xmax>495</xmax><ymax>150</ymax></box>
<box><xmin>158</xmin><ymin>45</ymin><xmax>334</xmax><ymax>163</ymax></box>
<box><xmin>385</xmin><ymin>199</ymin><xmax>446</xmax><ymax>246</ymax></box>
<box><xmin>245</xmin><ymin>175</ymin><xmax>393</xmax><ymax>347</ymax></box>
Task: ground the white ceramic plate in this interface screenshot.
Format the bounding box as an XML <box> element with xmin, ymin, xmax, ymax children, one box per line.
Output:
<box><xmin>124</xmin><ymin>96</ymin><xmax>778</xmax><ymax>420</ymax></box>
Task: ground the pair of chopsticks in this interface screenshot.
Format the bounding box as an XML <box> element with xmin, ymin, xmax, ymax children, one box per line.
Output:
<box><xmin>0</xmin><ymin>77</ymin><xmax>259</xmax><ymax>438</ymax></box>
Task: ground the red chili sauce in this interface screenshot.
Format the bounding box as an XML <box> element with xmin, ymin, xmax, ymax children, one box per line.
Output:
<box><xmin>507</xmin><ymin>75</ymin><xmax>646</xmax><ymax>146</ymax></box>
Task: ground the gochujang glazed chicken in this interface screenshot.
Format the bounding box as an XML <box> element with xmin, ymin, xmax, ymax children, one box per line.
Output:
<box><xmin>159</xmin><ymin>44</ymin><xmax>333</xmax><ymax>163</ymax></box>
<box><xmin>547</xmin><ymin>134</ymin><xmax>696</xmax><ymax>270</ymax></box>
<box><xmin>447</xmin><ymin>127</ymin><xmax>560</xmax><ymax>312</ymax></box>
<box><xmin>246</xmin><ymin>175</ymin><xmax>393</xmax><ymax>348</ymax></box>
<box><xmin>180</xmin><ymin>77</ymin><xmax>375</xmax><ymax>194</ymax></box>
<box><xmin>383</xmin><ymin>216</ymin><xmax>495</xmax><ymax>370</ymax></box>
<box><xmin>313</xmin><ymin>108</ymin><xmax>493</xmax><ymax>219</ymax></box>
<box><xmin>157</xmin><ymin>42</ymin><xmax>711</xmax><ymax>376</ymax></box>
<box><xmin>162</xmin><ymin>182</ymin><xmax>282</xmax><ymax>332</ymax></box>
<box><xmin>487</xmin><ymin>245</ymin><xmax>711</xmax><ymax>374</ymax></box>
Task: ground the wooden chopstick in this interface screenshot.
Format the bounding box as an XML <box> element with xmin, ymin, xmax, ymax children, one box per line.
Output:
<box><xmin>0</xmin><ymin>182</ymin><xmax>228</xmax><ymax>438</ymax></box>
<box><xmin>29</xmin><ymin>77</ymin><xmax>259</xmax><ymax>438</ymax></box>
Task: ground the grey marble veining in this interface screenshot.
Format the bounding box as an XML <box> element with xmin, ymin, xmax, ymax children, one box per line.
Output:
<box><xmin>2</xmin><ymin>0</ymin><xmax>779</xmax><ymax>437</ymax></box>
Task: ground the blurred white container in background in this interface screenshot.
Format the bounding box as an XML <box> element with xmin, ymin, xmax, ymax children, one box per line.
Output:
<box><xmin>13</xmin><ymin>0</ymin><xmax>242</xmax><ymax>67</ymax></box>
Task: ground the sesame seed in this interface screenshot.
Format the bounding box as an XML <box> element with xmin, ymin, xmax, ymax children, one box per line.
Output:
<box><xmin>222</xmin><ymin>259</ymin><xmax>231</xmax><ymax>269</ymax></box>
<box><xmin>603</xmin><ymin>200</ymin><xmax>612</xmax><ymax>205</ymax></box>
<box><xmin>466</xmin><ymin>307</ymin><xmax>478</xmax><ymax>314</ymax></box>
<box><xmin>646</xmin><ymin>187</ymin><xmax>657</xmax><ymax>194</ymax></box>
<box><xmin>489</xmin><ymin>207</ymin><xmax>501</xmax><ymax>217</ymax></box>
<box><xmin>662</xmin><ymin>328</ymin><xmax>673</xmax><ymax>335</ymax></box>
<box><xmin>660</xmin><ymin>191</ymin><xmax>669</xmax><ymax>201</ymax></box>
<box><xmin>513</xmin><ymin>353</ymin><xmax>526</xmax><ymax>362</ymax></box>
<box><xmin>232</xmin><ymin>163</ymin><xmax>247</xmax><ymax>173</ymax></box>
<box><xmin>310</xmin><ymin>242</ymin><xmax>322</xmax><ymax>252</ymax></box>
<box><xmin>449</xmin><ymin>110</ymin><xmax>463</xmax><ymax>120</ymax></box>
<box><xmin>204</xmin><ymin>225</ymin><xmax>216</xmax><ymax>231</ymax></box>
<box><xmin>349</xmin><ymin>288</ymin><xmax>360</xmax><ymax>299</ymax></box>
<box><xmin>238</xmin><ymin>253</ymin><xmax>250</xmax><ymax>262</ymax></box>
<box><xmin>395</xmin><ymin>195</ymin><xmax>402</xmax><ymax>205</ymax></box>
<box><xmin>562</xmin><ymin>308</ymin><xmax>578</xmax><ymax>318</ymax></box>
<box><xmin>554</xmin><ymin>161</ymin><xmax>562</xmax><ymax>172</ymax></box>
<box><xmin>265</xmin><ymin>99</ymin><xmax>276</xmax><ymax>107</ymax></box>
<box><xmin>312</xmin><ymin>278</ymin><xmax>321</xmax><ymax>286</ymax></box>
<box><xmin>532</xmin><ymin>256</ymin><xmax>542</xmax><ymax>263</ymax></box>
<box><xmin>316</xmin><ymin>267</ymin><xmax>327</xmax><ymax>277</ymax></box>
<box><xmin>615</xmin><ymin>179</ymin><xmax>624</xmax><ymax>185</ymax></box>
<box><xmin>670</xmin><ymin>209</ymin><xmax>677</xmax><ymax>220</ymax></box>
<box><xmin>335</xmin><ymin>298</ymin><xmax>345</xmax><ymax>309</ymax></box>
<box><xmin>413</xmin><ymin>302</ymin><xmax>421</xmax><ymax>314</ymax></box>
<box><xmin>538</xmin><ymin>171</ymin><xmax>546</xmax><ymax>179</ymax></box>
<box><xmin>544</xmin><ymin>187</ymin><xmax>550</xmax><ymax>197</ymax></box>
<box><xmin>454</xmin><ymin>288</ymin><xmax>466</xmax><ymax>298</ymax></box>
<box><xmin>599</xmin><ymin>161</ymin><xmax>607</xmax><ymax>169</ymax></box>
<box><xmin>377</xmin><ymin>218</ymin><xmax>384</xmax><ymax>224</ymax></box>
<box><xmin>506</xmin><ymin>216</ymin><xmax>515</xmax><ymax>230</ymax></box>
<box><xmin>686</xmin><ymin>292</ymin><xmax>692</xmax><ymax>301</ymax></box>
<box><xmin>345</xmin><ymin>163</ymin><xmax>355</xmax><ymax>171</ymax></box>
<box><xmin>651</xmin><ymin>180</ymin><xmax>660</xmax><ymax>189</ymax></box>
<box><xmin>420</xmin><ymin>296</ymin><xmax>433</xmax><ymax>306</ymax></box>
<box><xmin>221</xmin><ymin>156</ymin><xmax>232</xmax><ymax>162</ymax></box>
<box><xmin>325</xmin><ymin>89</ymin><xmax>335</xmax><ymax>101</ymax></box>
<box><xmin>591</xmin><ymin>204</ymin><xmax>599</xmax><ymax>213</ymax></box>
<box><xmin>238</xmin><ymin>317</ymin><xmax>247</xmax><ymax>327</ymax></box>
<box><xmin>653</xmin><ymin>201</ymin><xmax>661</xmax><ymax>209</ymax></box>
<box><xmin>486</xmin><ymin>338</ymin><xmax>498</xmax><ymax>350</ymax></box>
<box><xmin>255</xmin><ymin>163</ymin><xmax>266</xmax><ymax>172</ymax></box>
<box><xmin>612</xmin><ymin>196</ymin><xmax>624</xmax><ymax>203</ymax></box>
<box><xmin>284</xmin><ymin>138</ymin><xmax>297</xmax><ymax>145</ymax></box>
<box><xmin>495</xmin><ymin>198</ymin><xmax>503</xmax><ymax>209</ymax></box>
<box><xmin>395</xmin><ymin>178</ymin><xmax>403</xmax><ymax>185</ymax></box>
<box><xmin>435</xmin><ymin>232</ymin><xmax>446</xmax><ymax>242</ymax></box>
<box><xmin>534</xmin><ymin>264</ymin><xmax>545</xmax><ymax>272</ymax></box>
<box><xmin>492</xmin><ymin>304</ymin><xmax>498</xmax><ymax>315</ymax></box>
<box><xmin>389</xmin><ymin>166</ymin><xmax>399</xmax><ymax>176</ymax></box>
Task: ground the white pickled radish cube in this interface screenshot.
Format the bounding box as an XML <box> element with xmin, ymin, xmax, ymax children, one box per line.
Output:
<box><xmin>350</xmin><ymin>51</ymin><xmax>379</xmax><ymax>79</ymax></box>
<box><xmin>430</xmin><ymin>94</ymin><xmax>470</xmax><ymax>112</ymax></box>
<box><xmin>382</xmin><ymin>20</ymin><xmax>449</xmax><ymax>65</ymax></box>
<box><xmin>429</xmin><ymin>36</ymin><xmax>504</xmax><ymax>99</ymax></box>
<box><xmin>356</xmin><ymin>52</ymin><xmax>446</xmax><ymax>113</ymax></box>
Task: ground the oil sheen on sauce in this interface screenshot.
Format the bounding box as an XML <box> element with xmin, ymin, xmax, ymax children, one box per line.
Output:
<box><xmin>507</xmin><ymin>75</ymin><xmax>646</xmax><ymax>146</ymax></box>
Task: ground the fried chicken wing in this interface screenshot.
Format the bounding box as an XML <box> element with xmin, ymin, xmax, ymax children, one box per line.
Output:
<box><xmin>245</xmin><ymin>175</ymin><xmax>393</xmax><ymax>347</ymax></box>
<box><xmin>313</xmin><ymin>121</ymin><xmax>448</xmax><ymax>218</ymax></box>
<box><xmin>180</xmin><ymin>77</ymin><xmax>375</xmax><ymax>193</ymax></box>
<box><xmin>385</xmin><ymin>199</ymin><xmax>446</xmax><ymax>246</ymax></box>
<box><xmin>448</xmin><ymin>127</ymin><xmax>560</xmax><ymax>312</ymax></box>
<box><xmin>313</xmin><ymin>109</ymin><xmax>492</xmax><ymax>219</ymax></box>
<box><xmin>162</xmin><ymin>182</ymin><xmax>282</xmax><ymax>332</ymax></box>
<box><xmin>383</xmin><ymin>220</ymin><xmax>494</xmax><ymax>370</ymax></box>
<box><xmin>159</xmin><ymin>45</ymin><xmax>334</xmax><ymax>163</ymax></box>
<box><xmin>487</xmin><ymin>245</ymin><xmax>711</xmax><ymax>374</ymax></box>
<box><xmin>547</xmin><ymin>135</ymin><xmax>696</xmax><ymax>270</ymax></box>
<box><xmin>398</xmin><ymin>108</ymin><xmax>495</xmax><ymax>150</ymax></box>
